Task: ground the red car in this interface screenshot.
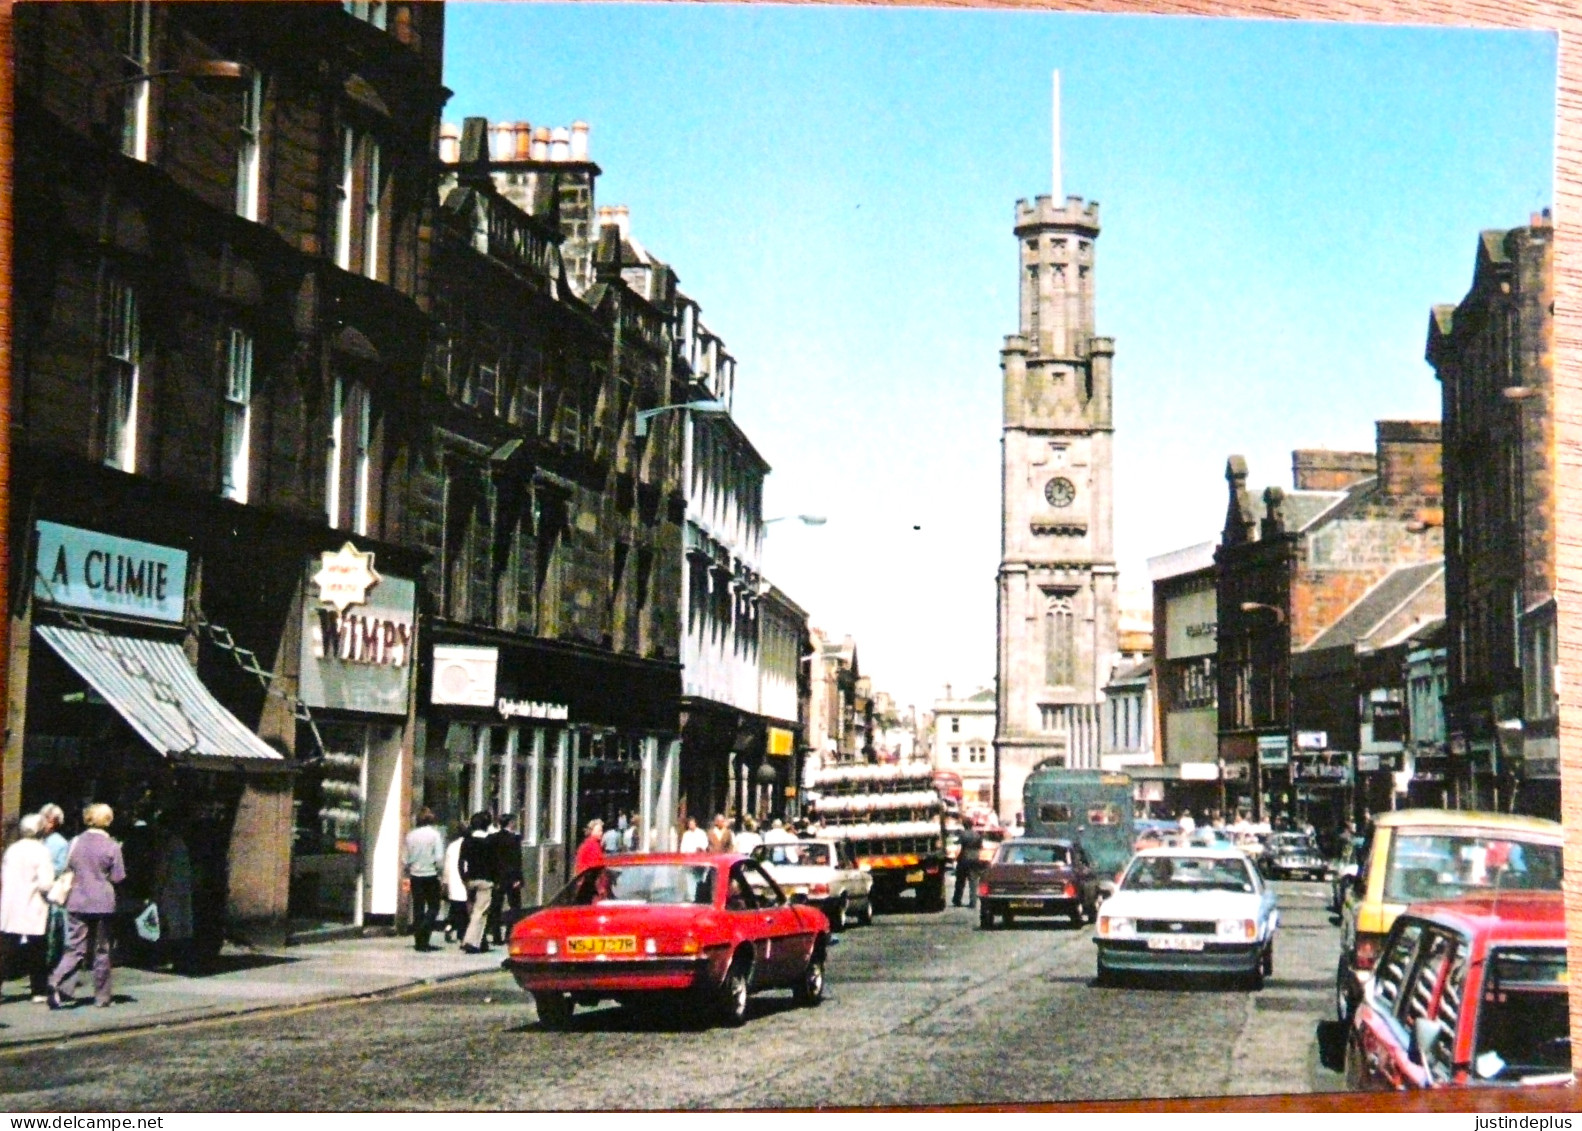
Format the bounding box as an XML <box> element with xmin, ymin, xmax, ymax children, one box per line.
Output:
<box><xmin>1345</xmin><ymin>891</ymin><xmax>1571</xmax><ymax>1091</ymax></box>
<box><xmin>504</xmin><ymin>853</ymin><xmax>831</xmax><ymax>1028</ymax></box>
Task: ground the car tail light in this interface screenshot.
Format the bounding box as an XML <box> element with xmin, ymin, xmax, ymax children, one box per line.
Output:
<box><xmin>545</xmin><ymin>940</ymin><xmax>558</xmax><ymax>956</ymax></box>
<box><xmin>1353</xmin><ymin>933</ymin><xmax>1385</xmax><ymax>971</ymax></box>
<box><xmin>809</xmin><ymin>882</ymin><xmax>831</xmax><ymax>897</ymax></box>
<box><xmin>978</xmin><ymin>881</ymin><xmax>990</xmax><ymax>897</ymax></box>
<box><xmin>680</xmin><ymin>937</ymin><xmax>701</xmax><ymax>955</ymax></box>
<box><xmin>1063</xmin><ymin>882</ymin><xmax>1077</xmax><ymax>899</ymax></box>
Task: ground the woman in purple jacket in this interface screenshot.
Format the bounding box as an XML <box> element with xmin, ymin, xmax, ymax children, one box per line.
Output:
<box><xmin>49</xmin><ymin>803</ymin><xmax>127</xmax><ymax>1009</ymax></box>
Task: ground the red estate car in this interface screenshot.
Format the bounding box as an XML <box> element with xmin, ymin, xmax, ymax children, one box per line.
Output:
<box><xmin>504</xmin><ymin>854</ymin><xmax>832</xmax><ymax>1029</ymax></box>
<box><xmin>1345</xmin><ymin>891</ymin><xmax>1571</xmax><ymax>1091</ymax></box>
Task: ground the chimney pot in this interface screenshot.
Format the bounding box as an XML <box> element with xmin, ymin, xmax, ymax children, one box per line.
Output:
<box><xmin>494</xmin><ymin>122</ymin><xmax>518</xmax><ymax>161</ymax></box>
<box><xmin>570</xmin><ymin>121</ymin><xmax>590</xmax><ymax>161</ymax></box>
<box><xmin>438</xmin><ymin>122</ymin><xmax>461</xmax><ymax>165</ymax></box>
<box><xmin>550</xmin><ymin>126</ymin><xmax>571</xmax><ymax>162</ymax></box>
<box><xmin>515</xmin><ymin>121</ymin><xmax>532</xmax><ymax>160</ymax></box>
<box><xmin>531</xmin><ymin>127</ymin><xmax>551</xmax><ymax>161</ymax></box>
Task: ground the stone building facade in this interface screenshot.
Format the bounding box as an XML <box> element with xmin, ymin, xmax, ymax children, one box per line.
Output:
<box><xmin>994</xmin><ymin>193</ymin><xmax>1117</xmax><ymax>822</ymax></box>
<box><xmin>1426</xmin><ymin>212</ymin><xmax>1556</xmax><ymax>816</ymax></box>
<box><xmin>9</xmin><ymin>0</ymin><xmax>446</xmax><ymax>943</ymax></box>
<box><xmin>1215</xmin><ymin>423</ymin><xmax>1443</xmax><ymax>820</ymax></box>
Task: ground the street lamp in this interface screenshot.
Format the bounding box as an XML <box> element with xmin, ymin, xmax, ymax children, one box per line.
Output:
<box><xmin>634</xmin><ymin>399</ymin><xmax>729</xmax><ymax>437</ymax></box>
<box><xmin>1240</xmin><ymin>601</ymin><xmax>1286</xmax><ymax>623</ymax></box>
<box><xmin>101</xmin><ymin>60</ymin><xmax>251</xmax><ymax>87</ymax></box>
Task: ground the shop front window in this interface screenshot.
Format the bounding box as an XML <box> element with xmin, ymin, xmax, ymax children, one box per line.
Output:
<box><xmin>289</xmin><ymin>722</ymin><xmax>368</xmax><ymax>929</ymax></box>
<box><xmin>575</xmin><ymin>731</ymin><xmax>642</xmax><ymax>838</ymax></box>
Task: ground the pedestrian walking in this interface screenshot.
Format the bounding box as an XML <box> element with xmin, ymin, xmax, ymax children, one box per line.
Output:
<box><xmin>678</xmin><ymin>816</ymin><xmax>709</xmax><ymax>853</ymax></box>
<box><xmin>708</xmin><ymin>814</ymin><xmax>735</xmax><ymax>853</ymax></box>
<box><xmin>762</xmin><ymin>818</ymin><xmax>796</xmax><ymax>845</ymax></box>
<box><xmin>150</xmin><ymin>816</ymin><xmax>195</xmax><ymax>972</ymax></box>
<box><xmin>37</xmin><ymin>804</ymin><xmax>70</xmax><ymax>970</ymax></box>
<box><xmin>403</xmin><ymin>808</ymin><xmax>446</xmax><ymax>952</ymax></box>
<box><xmin>953</xmin><ymin>822</ymin><xmax>985</xmax><ymax>908</ymax></box>
<box><xmin>600</xmin><ymin>818</ymin><xmax>624</xmax><ymax>855</ymax></box>
<box><xmin>574</xmin><ymin>820</ymin><xmax>606</xmax><ymax>874</ymax></box>
<box><xmin>1</xmin><ymin>814</ymin><xmax>56</xmax><ymax>1002</ymax></box>
<box><xmin>489</xmin><ymin>814</ymin><xmax>524</xmax><ymax>946</ymax></box>
<box><xmin>458</xmin><ymin>812</ymin><xmax>498</xmax><ymax>954</ymax></box>
<box><xmin>734</xmin><ymin>816</ymin><xmax>763</xmax><ymax>858</ymax></box>
<box><xmin>49</xmin><ymin>803</ymin><xmax>126</xmax><ymax>1009</ymax></box>
<box><xmin>622</xmin><ymin>815</ymin><xmax>642</xmax><ymax>853</ymax></box>
<box><xmin>443</xmin><ymin>823</ymin><xmax>468</xmax><ymax>944</ymax></box>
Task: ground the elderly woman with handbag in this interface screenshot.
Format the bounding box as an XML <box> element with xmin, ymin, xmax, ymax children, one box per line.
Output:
<box><xmin>48</xmin><ymin>803</ymin><xmax>126</xmax><ymax>1010</ymax></box>
<box><xmin>1</xmin><ymin>814</ymin><xmax>56</xmax><ymax>1002</ymax></box>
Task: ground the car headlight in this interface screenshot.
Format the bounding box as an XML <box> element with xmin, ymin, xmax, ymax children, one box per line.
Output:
<box><xmin>1098</xmin><ymin>916</ymin><xmax>1134</xmax><ymax>938</ymax></box>
<box><xmin>1217</xmin><ymin>918</ymin><xmax>1257</xmax><ymax>940</ymax></box>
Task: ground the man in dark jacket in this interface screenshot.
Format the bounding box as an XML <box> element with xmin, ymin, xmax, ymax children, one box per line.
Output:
<box><xmin>488</xmin><ymin>813</ymin><xmax>524</xmax><ymax>946</ymax></box>
<box><xmin>458</xmin><ymin>811</ymin><xmax>498</xmax><ymax>954</ymax></box>
<box><xmin>953</xmin><ymin>823</ymin><xmax>985</xmax><ymax>908</ymax></box>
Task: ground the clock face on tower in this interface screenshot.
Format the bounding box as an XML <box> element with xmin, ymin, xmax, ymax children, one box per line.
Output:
<box><xmin>1044</xmin><ymin>477</ymin><xmax>1076</xmax><ymax>508</ymax></box>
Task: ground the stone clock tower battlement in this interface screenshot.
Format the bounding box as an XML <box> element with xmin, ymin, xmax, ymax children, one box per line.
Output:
<box><xmin>994</xmin><ymin>93</ymin><xmax>1119</xmax><ymax>821</ymax></box>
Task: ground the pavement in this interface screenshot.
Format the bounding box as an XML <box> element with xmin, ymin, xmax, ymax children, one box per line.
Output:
<box><xmin>0</xmin><ymin>931</ymin><xmax>504</xmax><ymax>1050</ymax></box>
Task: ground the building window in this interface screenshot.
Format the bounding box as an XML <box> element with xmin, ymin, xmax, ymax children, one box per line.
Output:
<box><xmin>510</xmin><ymin>343</ymin><xmax>542</xmax><ymax>435</ymax></box>
<box><xmin>949</xmin><ymin>746</ymin><xmax>960</xmax><ymax>764</ymax></box>
<box><xmin>342</xmin><ymin>0</ymin><xmax>387</xmax><ymax>29</ymax></box>
<box><xmin>236</xmin><ymin>69</ymin><xmax>262</xmax><ymax>220</ymax></box>
<box><xmin>334</xmin><ymin>128</ymin><xmax>383</xmax><ymax>279</ymax></box>
<box><xmin>118</xmin><ymin>1</ymin><xmax>152</xmax><ymax>162</ymax></box>
<box><xmin>326</xmin><ymin>377</ymin><xmax>371</xmax><ymax>533</ymax></box>
<box><xmin>950</xmin><ymin>716</ymin><xmax>960</xmax><ymax>733</ymax></box>
<box><xmin>101</xmin><ymin>278</ymin><xmax>140</xmax><ymax>472</ymax></box>
<box><xmin>1168</xmin><ymin>656</ymin><xmax>1217</xmax><ymax>710</ymax></box>
<box><xmin>468</xmin><ymin>330</ymin><xmax>501</xmax><ymax>416</ymax></box>
<box><xmin>220</xmin><ymin>329</ymin><xmax>253</xmax><ymax>502</ymax></box>
<box><xmin>1044</xmin><ymin>593</ymin><xmax>1075</xmax><ymax>687</ymax></box>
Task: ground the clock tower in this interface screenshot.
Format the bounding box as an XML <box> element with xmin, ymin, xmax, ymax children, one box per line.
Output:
<box><xmin>994</xmin><ymin>75</ymin><xmax>1117</xmax><ymax>819</ymax></box>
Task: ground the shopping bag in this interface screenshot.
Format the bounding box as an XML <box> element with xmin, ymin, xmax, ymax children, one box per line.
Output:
<box><xmin>45</xmin><ymin>870</ymin><xmax>73</xmax><ymax>906</ymax></box>
<box><xmin>134</xmin><ymin>900</ymin><xmax>161</xmax><ymax>943</ymax></box>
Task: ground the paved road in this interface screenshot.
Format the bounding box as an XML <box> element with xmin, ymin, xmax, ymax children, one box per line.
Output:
<box><xmin>0</xmin><ymin>880</ymin><xmax>1346</xmax><ymax>1110</ymax></box>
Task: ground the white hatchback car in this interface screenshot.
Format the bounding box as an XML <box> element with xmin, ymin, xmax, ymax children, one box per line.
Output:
<box><xmin>753</xmin><ymin>839</ymin><xmax>874</xmax><ymax>931</ymax></box>
<box><xmin>1094</xmin><ymin>847</ymin><xmax>1280</xmax><ymax>990</ymax></box>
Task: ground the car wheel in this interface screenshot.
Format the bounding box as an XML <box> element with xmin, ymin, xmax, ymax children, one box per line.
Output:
<box><xmin>717</xmin><ymin>958</ymin><xmax>751</xmax><ymax>1028</ymax></box>
<box><xmin>793</xmin><ymin>952</ymin><xmax>825</xmax><ymax>1007</ymax></box>
<box><xmin>857</xmin><ymin>896</ymin><xmax>873</xmax><ymax>926</ymax></box>
<box><xmin>1068</xmin><ymin>903</ymin><xmax>1085</xmax><ymax>927</ymax></box>
<box><xmin>978</xmin><ymin>906</ymin><xmax>994</xmax><ymax>930</ymax></box>
<box><xmin>830</xmin><ymin>897</ymin><xmax>847</xmax><ymax>933</ymax></box>
<box><xmin>1245</xmin><ymin>965</ymin><xmax>1265</xmax><ymax>992</ymax></box>
<box><xmin>534</xmin><ymin>991</ymin><xmax>574</xmax><ymax>1030</ymax></box>
<box><xmin>1335</xmin><ymin>960</ymin><xmax>1354</xmax><ymax>1024</ymax></box>
<box><xmin>1262</xmin><ymin>940</ymin><xmax>1275</xmax><ymax>978</ymax></box>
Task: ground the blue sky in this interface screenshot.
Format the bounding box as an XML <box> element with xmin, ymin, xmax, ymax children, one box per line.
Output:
<box><xmin>443</xmin><ymin>4</ymin><xmax>1556</xmax><ymax>711</ymax></box>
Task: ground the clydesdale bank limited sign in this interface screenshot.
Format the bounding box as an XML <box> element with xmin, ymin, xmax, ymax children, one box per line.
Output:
<box><xmin>300</xmin><ymin>543</ymin><xmax>415</xmax><ymax>716</ymax></box>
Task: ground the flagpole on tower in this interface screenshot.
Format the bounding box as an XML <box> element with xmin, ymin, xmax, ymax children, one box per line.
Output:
<box><xmin>1052</xmin><ymin>69</ymin><xmax>1062</xmax><ymax>200</ymax></box>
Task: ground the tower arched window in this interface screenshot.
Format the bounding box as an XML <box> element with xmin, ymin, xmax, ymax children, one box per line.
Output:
<box><xmin>1044</xmin><ymin>592</ymin><xmax>1075</xmax><ymax>687</ymax></box>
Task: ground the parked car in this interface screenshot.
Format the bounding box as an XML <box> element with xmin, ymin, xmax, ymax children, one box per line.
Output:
<box><xmin>1133</xmin><ymin>819</ymin><xmax>1181</xmax><ymax>851</ymax></box>
<box><xmin>752</xmin><ymin>838</ymin><xmax>873</xmax><ymax>931</ymax></box>
<box><xmin>977</xmin><ymin>837</ymin><xmax>1100</xmax><ymax>930</ymax></box>
<box><xmin>1259</xmin><ymin>832</ymin><xmax>1333</xmax><ymax>881</ymax></box>
<box><xmin>1094</xmin><ymin>847</ymin><xmax>1279</xmax><ymax>990</ymax></box>
<box><xmin>504</xmin><ymin>854</ymin><xmax>831</xmax><ymax>1028</ymax></box>
<box><xmin>1334</xmin><ymin>810</ymin><xmax>1564</xmax><ymax>1023</ymax></box>
<box><xmin>1345</xmin><ymin>892</ymin><xmax>1571</xmax><ymax>1091</ymax></box>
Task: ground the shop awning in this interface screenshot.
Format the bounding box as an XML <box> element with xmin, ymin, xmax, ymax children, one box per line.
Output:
<box><xmin>37</xmin><ymin>625</ymin><xmax>286</xmax><ymax>767</ymax></box>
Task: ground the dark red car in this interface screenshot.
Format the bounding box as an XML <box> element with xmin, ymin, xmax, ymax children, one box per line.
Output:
<box><xmin>977</xmin><ymin>837</ymin><xmax>1100</xmax><ymax>929</ymax></box>
<box><xmin>504</xmin><ymin>854</ymin><xmax>831</xmax><ymax>1028</ymax></box>
<box><xmin>1345</xmin><ymin>892</ymin><xmax>1571</xmax><ymax>1090</ymax></box>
